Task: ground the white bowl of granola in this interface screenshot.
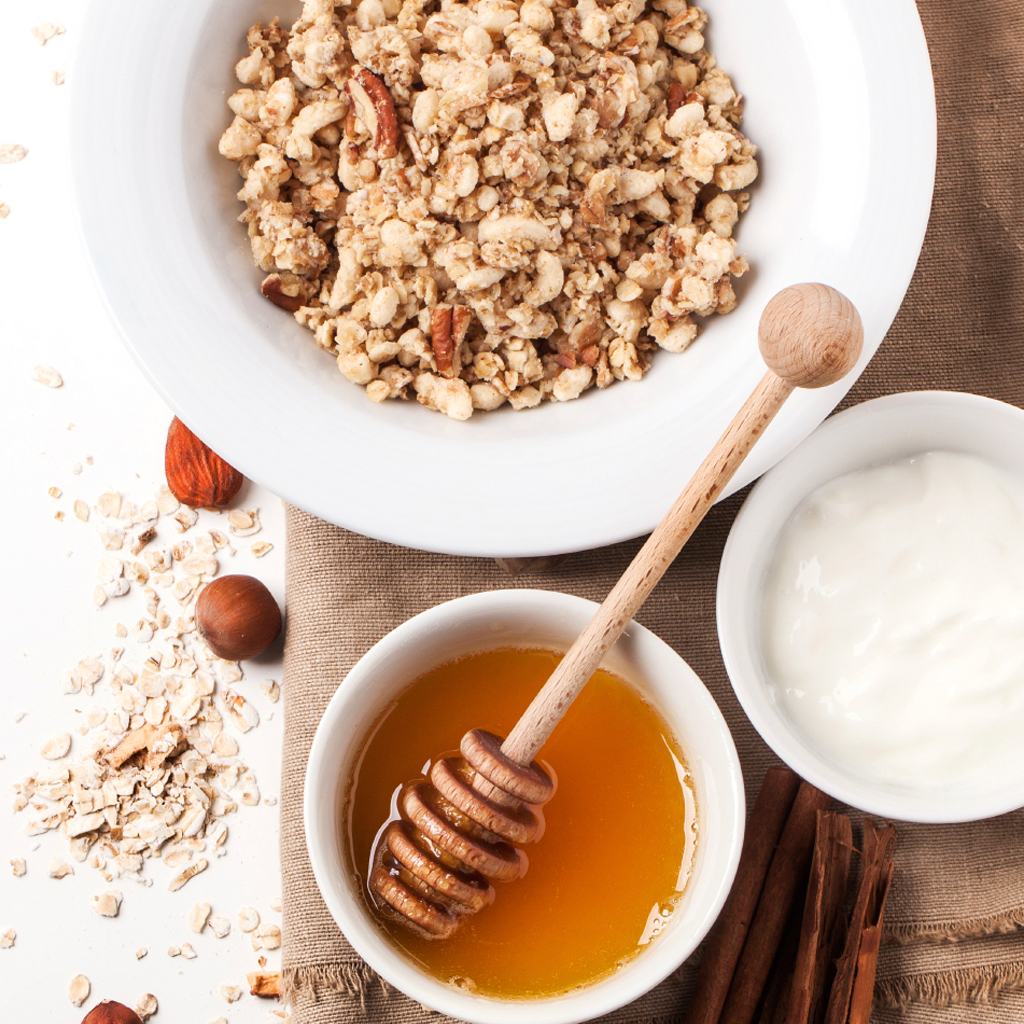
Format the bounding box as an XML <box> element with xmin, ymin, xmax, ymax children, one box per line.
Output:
<box><xmin>72</xmin><ymin>0</ymin><xmax>934</xmax><ymax>557</ymax></box>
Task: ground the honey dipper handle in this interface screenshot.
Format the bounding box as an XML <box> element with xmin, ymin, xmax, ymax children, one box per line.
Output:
<box><xmin>501</xmin><ymin>283</ymin><xmax>863</xmax><ymax>766</ymax></box>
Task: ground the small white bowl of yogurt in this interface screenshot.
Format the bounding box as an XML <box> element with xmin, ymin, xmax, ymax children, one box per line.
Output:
<box><xmin>718</xmin><ymin>391</ymin><xmax>1024</xmax><ymax>822</ymax></box>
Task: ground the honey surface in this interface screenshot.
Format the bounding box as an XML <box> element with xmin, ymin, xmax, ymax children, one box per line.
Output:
<box><xmin>344</xmin><ymin>648</ymin><xmax>697</xmax><ymax>998</ymax></box>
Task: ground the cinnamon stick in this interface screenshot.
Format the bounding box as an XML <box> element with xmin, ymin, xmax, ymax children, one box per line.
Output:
<box><xmin>719</xmin><ymin>781</ymin><xmax>832</xmax><ymax>1024</ymax></box>
<box><xmin>785</xmin><ymin>811</ymin><xmax>853</xmax><ymax>1024</ymax></box>
<box><xmin>756</xmin><ymin>893</ymin><xmax>805</xmax><ymax>1024</ymax></box>
<box><xmin>824</xmin><ymin>822</ymin><xmax>896</xmax><ymax>1024</ymax></box>
<box><xmin>684</xmin><ymin>767</ymin><xmax>802</xmax><ymax>1024</ymax></box>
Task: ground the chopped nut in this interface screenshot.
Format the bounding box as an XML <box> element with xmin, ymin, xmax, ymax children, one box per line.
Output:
<box><xmin>31</xmin><ymin>364</ymin><xmax>62</xmax><ymax>388</ymax></box>
<box><xmin>68</xmin><ymin>974</ymin><xmax>91</xmax><ymax>1007</ymax></box>
<box><xmin>247</xmin><ymin>971</ymin><xmax>282</xmax><ymax>998</ymax></box>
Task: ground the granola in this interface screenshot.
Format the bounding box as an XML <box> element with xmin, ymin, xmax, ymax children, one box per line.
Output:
<box><xmin>220</xmin><ymin>0</ymin><xmax>756</xmax><ymax>419</ymax></box>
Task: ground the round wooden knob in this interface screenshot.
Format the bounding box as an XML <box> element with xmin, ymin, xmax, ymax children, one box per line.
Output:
<box><xmin>758</xmin><ymin>283</ymin><xmax>864</xmax><ymax>389</ymax></box>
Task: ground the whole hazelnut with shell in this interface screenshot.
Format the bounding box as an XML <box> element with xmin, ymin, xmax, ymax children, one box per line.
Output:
<box><xmin>81</xmin><ymin>1001</ymin><xmax>143</xmax><ymax>1024</ymax></box>
<box><xmin>196</xmin><ymin>574</ymin><xmax>283</xmax><ymax>661</ymax></box>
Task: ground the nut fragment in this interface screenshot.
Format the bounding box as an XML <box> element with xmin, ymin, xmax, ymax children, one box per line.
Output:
<box><xmin>196</xmin><ymin>575</ymin><xmax>282</xmax><ymax>661</ymax></box>
<box><xmin>260</xmin><ymin>274</ymin><xmax>304</xmax><ymax>312</ymax></box>
<box><xmin>164</xmin><ymin>417</ymin><xmax>244</xmax><ymax>509</ymax></box>
<box><xmin>247</xmin><ymin>971</ymin><xmax>282</xmax><ymax>998</ymax></box>
<box><xmin>69</xmin><ymin>974</ymin><xmax>91</xmax><ymax>1007</ymax></box>
<box><xmin>346</xmin><ymin>68</ymin><xmax>398</xmax><ymax>158</ymax></box>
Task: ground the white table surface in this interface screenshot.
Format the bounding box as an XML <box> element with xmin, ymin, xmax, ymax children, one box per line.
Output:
<box><xmin>1</xmin><ymin>3</ymin><xmax>288</xmax><ymax>1019</ymax></box>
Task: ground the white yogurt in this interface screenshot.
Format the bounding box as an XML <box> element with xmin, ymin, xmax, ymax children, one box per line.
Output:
<box><xmin>760</xmin><ymin>450</ymin><xmax>1024</xmax><ymax>791</ymax></box>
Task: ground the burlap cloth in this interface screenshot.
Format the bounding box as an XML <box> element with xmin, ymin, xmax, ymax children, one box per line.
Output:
<box><xmin>280</xmin><ymin>0</ymin><xmax>1024</xmax><ymax>1019</ymax></box>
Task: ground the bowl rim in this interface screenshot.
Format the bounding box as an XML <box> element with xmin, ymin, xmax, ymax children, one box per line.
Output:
<box><xmin>717</xmin><ymin>390</ymin><xmax>1024</xmax><ymax>822</ymax></box>
<box><xmin>303</xmin><ymin>588</ymin><xmax>745</xmax><ymax>1023</ymax></box>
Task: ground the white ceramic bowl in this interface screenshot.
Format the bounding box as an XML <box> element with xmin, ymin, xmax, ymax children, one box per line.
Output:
<box><xmin>304</xmin><ymin>589</ymin><xmax>744</xmax><ymax>1023</ymax></box>
<box><xmin>717</xmin><ymin>391</ymin><xmax>1024</xmax><ymax>823</ymax></box>
<box><xmin>71</xmin><ymin>0</ymin><xmax>934</xmax><ymax>557</ymax></box>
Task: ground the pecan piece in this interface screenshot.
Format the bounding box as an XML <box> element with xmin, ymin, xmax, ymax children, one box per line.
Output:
<box><xmin>666</xmin><ymin>83</ymin><xmax>686</xmax><ymax>117</ymax></box>
<box><xmin>346</xmin><ymin>67</ymin><xmax>398</xmax><ymax>158</ymax></box>
<box><xmin>431</xmin><ymin>305</ymin><xmax>473</xmax><ymax>376</ymax></box>
<box><xmin>260</xmin><ymin>274</ymin><xmax>303</xmax><ymax>312</ymax></box>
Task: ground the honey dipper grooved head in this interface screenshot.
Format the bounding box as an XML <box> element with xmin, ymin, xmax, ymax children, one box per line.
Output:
<box><xmin>758</xmin><ymin>283</ymin><xmax>864</xmax><ymax>389</ymax></box>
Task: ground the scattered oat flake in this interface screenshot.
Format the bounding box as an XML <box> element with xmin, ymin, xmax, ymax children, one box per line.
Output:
<box><xmin>48</xmin><ymin>486</ymin><xmax>63</xmax><ymax>499</ymax></box>
<box><xmin>74</xmin><ymin>499</ymin><xmax>90</xmax><ymax>521</ymax></box>
<box><xmin>180</xmin><ymin>942</ymin><xmax>197</xmax><ymax>959</ymax></box>
<box><xmin>55</xmin><ymin>511</ymin><xmax>66</xmax><ymax>521</ymax></box>
<box><xmin>92</xmin><ymin>890</ymin><xmax>123</xmax><ymax>917</ymax></box>
<box><xmin>30</xmin><ymin>22</ymin><xmax>65</xmax><ymax>44</ymax></box>
<box><xmin>97</xmin><ymin>492</ymin><xmax>122</xmax><ymax>518</ymax></box>
<box><xmin>136</xmin><ymin>993</ymin><xmax>158</xmax><ymax>1021</ymax></box>
<box><xmin>52</xmin><ymin>70</ymin><xmax>66</xmax><ymax>86</ymax></box>
<box><xmin>168</xmin><ymin>857</ymin><xmax>208</xmax><ymax>891</ymax></box>
<box><xmin>14</xmin><ymin>712</ymin><xmax>26</xmax><ymax>723</ymax></box>
<box><xmin>0</xmin><ymin>203</ymin><xmax>9</xmax><ymax>219</ymax></box>
<box><xmin>11</xmin><ymin>859</ymin><xmax>26</xmax><ymax>877</ymax></box>
<box><xmin>41</xmin><ymin>732</ymin><xmax>71</xmax><ymax>760</ymax></box>
<box><xmin>68</xmin><ymin>974</ymin><xmax>91</xmax><ymax>1007</ymax></box>
<box><xmin>188</xmin><ymin>902</ymin><xmax>211</xmax><ymax>933</ymax></box>
<box><xmin>0</xmin><ymin>144</ymin><xmax>27</xmax><ymax>164</ymax></box>
<box><xmin>167</xmin><ymin>945</ymin><xmax>181</xmax><ymax>957</ymax></box>
<box><xmin>260</xmin><ymin>924</ymin><xmax>282</xmax><ymax>950</ymax></box>
<box><xmin>238</xmin><ymin>907</ymin><xmax>260</xmax><ymax>933</ymax></box>
<box><xmin>270</xmin><ymin>896</ymin><xmax>282</xmax><ymax>912</ymax></box>
<box><xmin>260</xmin><ymin>680</ymin><xmax>280</xmax><ymax>704</ymax></box>
<box><xmin>221</xmin><ymin>985</ymin><xmax>243</xmax><ymax>1003</ymax></box>
<box><xmin>31</xmin><ymin>364</ymin><xmax>62</xmax><ymax>388</ymax></box>
<box><xmin>136</xmin><ymin>947</ymin><xmax>148</xmax><ymax>960</ymax></box>
<box><xmin>0</xmin><ymin>929</ymin><xmax>15</xmax><ymax>949</ymax></box>
<box><xmin>251</xmin><ymin>542</ymin><xmax>274</xmax><ymax>558</ymax></box>
<box><xmin>209</xmin><ymin>915</ymin><xmax>231</xmax><ymax>938</ymax></box>
<box><xmin>49</xmin><ymin>857</ymin><xmax>74</xmax><ymax>879</ymax></box>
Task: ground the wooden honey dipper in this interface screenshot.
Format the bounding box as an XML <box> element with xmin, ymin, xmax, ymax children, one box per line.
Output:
<box><xmin>370</xmin><ymin>283</ymin><xmax>864</xmax><ymax>939</ymax></box>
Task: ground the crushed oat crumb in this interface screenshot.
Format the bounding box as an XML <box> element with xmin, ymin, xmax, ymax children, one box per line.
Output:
<box><xmin>251</xmin><ymin>542</ymin><xmax>274</xmax><ymax>558</ymax></box>
<box><xmin>180</xmin><ymin>942</ymin><xmax>198</xmax><ymax>959</ymax></box>
<box><xmin>52</xmin><ymin>70</ymin><xmax>66</xmax><ymax>86</ymax></box>
<box><xmin>260</xmin><ymin>680</ymin><xmax>281</xmax><ymax>703</ymax></box>
<box><xmin>30</xmin><ymin>364</ymin><xmax>62</xmax><ymax>388</ymax></box>
<box><xmin>259</xmin><ymin>923</ymin><xmax>282</xmax><ymax>950</ymax></box>
<box><xmin>238</xmin><ymin>906</ymin><xmax>261</xmax><ymax>933</ymax></box>
<box><xmin>49</xmin><ymin>486</ymin><xmax>63</xmax><ymax>499</ymax></box>
<box><xmin>136</xmin><ymin>947</ymin><xmax>149</xmax><ymax>959</ymax></box>
<box><xmin>188</xmin><ymin>901</ymin><xmax>212</xmax><ymax>933</ymax></box>
<box><xmin>210</xmin><ymin>914</ymin><xmax>232</xmax><ymax>938</ymax></box>
<box><xmin>11</xmin><ymin>858</ymin><xmax>26</xmax><ymax>877</ymax></box>
<box><xmin>0</xmin><ymin>928</ymin><xmax>15</xmax><ymax>949</ymax></box>
<box><xmin>0</xmin><ymin>203</ymin><xmax>9</xmax><ymax>219</ymax></box>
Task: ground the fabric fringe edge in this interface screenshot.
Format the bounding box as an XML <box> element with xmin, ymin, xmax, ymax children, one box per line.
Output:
<box><xmin>281</xmin><ymin>963</ymin><xmax>391</xmax><ymax>1009</ymax></box>
<box><xmin>875</xmin><ymin>961</ymin><xmax>1024</xmax><ymax>1010</ymax></box>
<box><xmin>886</xmin><ymin>905</ymin><xmax>1024</xmax><ymax>945</ymax></box>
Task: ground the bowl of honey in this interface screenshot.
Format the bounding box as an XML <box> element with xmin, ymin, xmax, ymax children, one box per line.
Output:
<box><xmin>304</xmin><ymin>589</ymin><xmax>745</xmax><ymax>1023</ymax></box>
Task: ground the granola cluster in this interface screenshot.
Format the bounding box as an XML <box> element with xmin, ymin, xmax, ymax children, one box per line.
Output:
<box><xmin>219</xmin><ymin>0</ymin><xmax>757</xmax><ymax>419</ymax></box>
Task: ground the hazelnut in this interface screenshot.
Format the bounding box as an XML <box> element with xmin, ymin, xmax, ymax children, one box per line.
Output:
<box><xmin>164</xmin><ymin>416</ymin><xmax>244</xmax><ymax>509</ymax></box>
<box><xmin>196</xmin><ymin>574</ymin><xmax>282</xmax><ymax>661</ymax></box>
<box><xmin>81</xmin><ymin>1001</ymin><xmax>143</xmax><ymax>1024</ymax></box>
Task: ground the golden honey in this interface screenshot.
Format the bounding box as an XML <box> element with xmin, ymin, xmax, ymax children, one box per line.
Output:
<box><xmin>344</xmin><ymin>648</ymin><xmax>698</xmax><ymax>998</ymax></box>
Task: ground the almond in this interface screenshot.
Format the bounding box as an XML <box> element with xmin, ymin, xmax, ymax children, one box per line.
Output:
<box><xmin>164</xmin><ymin>417</ymin><xmax>243</xmax><ymax>509</ymax></box>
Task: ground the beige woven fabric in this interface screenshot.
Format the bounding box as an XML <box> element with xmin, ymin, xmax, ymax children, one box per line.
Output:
<box><xmin>281</xmin><ymin>0</ymin><xmax>1024</xmax><ymax>1019</ymax></box>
